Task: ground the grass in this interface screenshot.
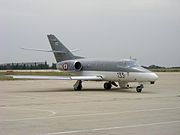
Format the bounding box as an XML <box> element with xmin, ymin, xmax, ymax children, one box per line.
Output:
<box><xmin>0</xmin><ymin>75</ymin><xmax>14</xmax><ymax>81</ymax></box>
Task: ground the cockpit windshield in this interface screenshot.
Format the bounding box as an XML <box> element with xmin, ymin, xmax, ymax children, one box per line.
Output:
<box><xmin>118</xmin><ymin>60</ymin><xmax>139</xmax><ymax>68</ymax></box>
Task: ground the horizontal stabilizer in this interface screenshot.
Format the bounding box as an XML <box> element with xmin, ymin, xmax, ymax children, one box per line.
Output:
<box><xmin>21</xmin><ymin>48</ymin><xmax>79</xmax><ymax>53</ymax></box>
<box><xmin>21</xmin><ymin>48</ymin><xmax>66</xmax><ymax>53</ymax></box>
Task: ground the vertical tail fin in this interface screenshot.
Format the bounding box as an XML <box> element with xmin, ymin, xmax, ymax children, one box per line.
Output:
<box><xmin>47</xmin><ymin>34</ymin><xmax>78</xmax><ymax>62</ymax></box>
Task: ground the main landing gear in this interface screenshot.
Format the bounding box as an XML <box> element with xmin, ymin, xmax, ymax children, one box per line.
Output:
<box><xmin>104</xmin><ymin>82</ymin><xmax>118</xmax><ymax>90</ymax></box>
<box><xmin>73</xmin><ymin>80</ymin><xmax>144</xmax><ymax>93</ymax></box>
<box><xmin>74</xmin><ymin>81</ymin><xmax>118</xmax><ymax>91</ymax></box>
<box><xmin>136</xmin><ymin>84</ymin><xmax>144</xmax><ymax>93</ymax></box>
<box><xmin>104</xmin><ymin>82</ymin><xmax>112</xmax><ymax>90</ymax></box>
<box><xmin>74</xmin><ymin>80</ymin><xmax>82</xmax><ymax>91</ymax></box>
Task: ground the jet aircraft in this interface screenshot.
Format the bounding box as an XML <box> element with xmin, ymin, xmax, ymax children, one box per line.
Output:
<box><xmin>12</xmin><ymin>34</ymin><xmax>158</xmax><ymax>92</ymax></box>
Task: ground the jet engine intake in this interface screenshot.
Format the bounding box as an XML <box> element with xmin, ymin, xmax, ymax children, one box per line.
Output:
<box><xmin>74</xmin><ymin>61</ymin><xmax>82</xmax><ymax>71</ymax></box>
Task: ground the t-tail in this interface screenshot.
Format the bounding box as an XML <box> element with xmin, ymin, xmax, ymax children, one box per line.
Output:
<box><xmin>47</xmin><ymin>34</ymin><xmax>83</xmax><ymax>62</ymax></box>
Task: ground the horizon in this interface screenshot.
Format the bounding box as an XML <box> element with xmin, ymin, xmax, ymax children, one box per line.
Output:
<box><xmin>0</xmin><ymin>0</ymin><xmax>179</xmax><ymax>67</ymax></box>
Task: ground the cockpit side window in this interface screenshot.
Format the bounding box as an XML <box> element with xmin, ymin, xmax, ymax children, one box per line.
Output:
<box><xmin>118</xmin><ymin>60</ymin><xmax>139</xmax><ymax>68</ymax></box>
<box><xmin>128</xmin><ymin>60</ymin><xmax>138</xmax><ymax>67</ymax></box>
<box><xmin>118</xmin><ymin>61</ymin><xmax>127</xmax><ymax>67</ymax></box>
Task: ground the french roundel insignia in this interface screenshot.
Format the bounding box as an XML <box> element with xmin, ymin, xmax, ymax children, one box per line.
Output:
<box><xmin>62</xmin><ymin>63</ymin><xmax>68</xmax><ymax>70</ymax></box>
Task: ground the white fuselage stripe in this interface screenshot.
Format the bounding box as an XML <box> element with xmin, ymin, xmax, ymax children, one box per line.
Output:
<box><xmin>70</xmin><ymin>71</ymin><xmax>158</xmax><ymax>82</ymax></box>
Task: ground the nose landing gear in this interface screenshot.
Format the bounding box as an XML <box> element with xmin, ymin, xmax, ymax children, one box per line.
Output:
<box><xmin>104</xmin><ymin>81</ymin><xmax>118</xmax><ymax>90</ymax></box>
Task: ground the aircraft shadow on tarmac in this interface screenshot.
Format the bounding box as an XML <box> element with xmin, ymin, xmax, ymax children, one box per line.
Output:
<box><xmin>12</xmin><ymin>87</ymin><xmax>155</xmax><ymax>94</ymax></box>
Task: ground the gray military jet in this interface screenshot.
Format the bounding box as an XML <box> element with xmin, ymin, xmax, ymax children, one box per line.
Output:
<box><xmin>13</xmin><ymin>34</ymin><xmax>158</xmax><ymax>92</ymax></box>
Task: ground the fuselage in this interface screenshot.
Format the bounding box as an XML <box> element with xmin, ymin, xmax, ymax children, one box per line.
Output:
<box><xmin>46</xmin><ymin>34</ymin><xmax>158</xmax><ymax>91</ymax></box>
<box><xmin>57</xmin><ymin>58</ymin><xmax>158</xmax><ymax>83</ymax></box>
<box><xmin>10</xmin><ymin>34</ymin><xmax>158</xmax><ymax>92</ymax></box>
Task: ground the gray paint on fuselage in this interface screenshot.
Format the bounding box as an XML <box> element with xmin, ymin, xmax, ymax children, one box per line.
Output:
<box><xmin>57</xmin><ymin>59</ymin><xmax>151</xmax><ymax>73</ymax></box>
<box><xmin>47</xmin><ymin>35</ymin><xmax>151</xmax><ymax>74</ymax></box>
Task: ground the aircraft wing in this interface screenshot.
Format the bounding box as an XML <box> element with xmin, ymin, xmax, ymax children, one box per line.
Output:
<box><xmin>9</xmin><ymin>75</ymin><xmax>103</xmax><ymax>81</ymax></box>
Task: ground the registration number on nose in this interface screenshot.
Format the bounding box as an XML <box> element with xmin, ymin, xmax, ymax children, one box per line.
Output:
<box><xmin>117</xmin><ymin>72</ymin><xmax>125</xmax><ymax>78</ymax></box>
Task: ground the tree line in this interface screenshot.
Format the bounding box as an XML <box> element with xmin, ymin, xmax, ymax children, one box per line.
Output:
<box><xmin>0</xmin><ymin>62</ymin><xmax>57</xmax><ymax>70</ymax></box>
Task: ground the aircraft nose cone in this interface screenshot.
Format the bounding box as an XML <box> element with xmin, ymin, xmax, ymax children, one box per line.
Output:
<box><xmin>152</xmin><ymin>73</ymin><xmax>159</xmax><ymax>81</ymax></box>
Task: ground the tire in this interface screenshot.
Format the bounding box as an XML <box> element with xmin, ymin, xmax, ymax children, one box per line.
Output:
<box><xmin>104</xmin><ymin>82</ymin><xmax>112</xmax><ymax>90</ymax></box>
<box><xmin>74</xmin><ymin>85</ymin><xmax>82</xmax><ymax>91</ymax></box>
<box><xmin>136</xmin><ymin>86</ymin><xmax>142</xmax><ymax>93</ymax></box>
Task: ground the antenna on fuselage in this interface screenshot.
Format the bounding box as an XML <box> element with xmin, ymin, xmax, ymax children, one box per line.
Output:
<box><xmin>130</xmin><ymin>56</ymin><xmax>137</xmax><ymax>61</ymax></box>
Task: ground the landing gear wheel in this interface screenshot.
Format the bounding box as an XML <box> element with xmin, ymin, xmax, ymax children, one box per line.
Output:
<box><xmin>136</xmin><ymin>86</ymin><xmax>142</xmax><ymax>93</ymax></box>
<box><xmin>74</xmin><ymin>80</ymin><xmax>82</xmax><ymax>91</ymax></box>
<box><xmin>136</xmin><ymin>84</ymin><xmax>143</xmax><ymax>93</ymax></box>
<box><xmin>74</xmin><ymin>85</ymin><xmax>82</xmax><ymax>91</ymax></box>
<box><xmin>104</xmin><ymin>82</ymin><xmax>112</xmax><ymax>90</ymax></box>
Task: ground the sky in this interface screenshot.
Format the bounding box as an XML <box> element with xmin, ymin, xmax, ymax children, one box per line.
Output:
<box><xmin>0</xmin><ymin>0</ymin><xmax>180</xmax><ymax>67</ymax></box>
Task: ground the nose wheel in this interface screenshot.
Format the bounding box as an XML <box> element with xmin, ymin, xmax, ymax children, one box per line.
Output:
<box><xmin>136</xmin><ymin>84</ymin><xmax>144</xmax><ymax>93</ymax></box>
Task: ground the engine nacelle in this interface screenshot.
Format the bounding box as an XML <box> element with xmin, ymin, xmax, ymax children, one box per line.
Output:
<box><xmin>74</xmin><ymin>61</ymin><xmax>82</xmax><ymax>71</ymax></box>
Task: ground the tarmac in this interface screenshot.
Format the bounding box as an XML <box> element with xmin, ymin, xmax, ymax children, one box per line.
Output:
<box><xmin>0</xmin><ymin>72</ymin><xmax>180</xmax><ymax>135</ymax></box>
